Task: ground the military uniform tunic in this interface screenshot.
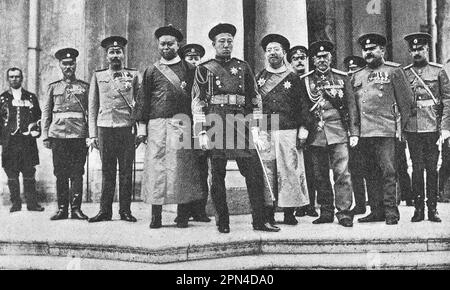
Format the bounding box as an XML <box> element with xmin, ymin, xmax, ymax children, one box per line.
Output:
<box><xmin>41</xmin><ymin>79</ymin><xmax>89</xmax><ymax>211</ymax></box>
<box><xmin>303</xmin><ymin>68</ymin><xmax>358</xmax><ymax>221</ymax></box>
<box><xmin>191</xmin><ymin>57</ymin><xmax>266</xmax><ymax>227</ymax></box>
<box><xmin>403</xmin><ymin>62</ymin><xmax>450</xmax><ymax>208</ymax></box>
<box><xmin>88</xmin><ymin>68</ymin><xmax>141</xmax><ymax>215</ymax></box>
<box><xmin>351</xmin><ymin>61</ymin><xmax>414</xmax><ymax>218</ymax></box>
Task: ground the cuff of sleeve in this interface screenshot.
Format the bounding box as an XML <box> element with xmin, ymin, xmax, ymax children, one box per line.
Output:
<box><xmin>137</xmin><ymin>122</ymin><xmax>147</xmax><ymax>136</ymax></box>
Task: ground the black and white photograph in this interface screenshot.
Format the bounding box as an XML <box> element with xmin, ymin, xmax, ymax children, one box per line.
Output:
<box><xmin>0</xmin><ymin>0</ymin><xmax>449</xmax><ymax>273</ymax></box>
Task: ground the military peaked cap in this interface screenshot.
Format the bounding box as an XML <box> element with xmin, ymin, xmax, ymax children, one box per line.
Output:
<box><xmin>404</xmin><ymin>32</ymin><xmax>432</xmax><ymax>49</ymax></box>
<box><xmin>358</xmin><ymin>33</ymin><xmax>387</xmax><ymax>49</ymax></box>
<box><xmin>343</xmin><ymin>56</ymin><xmax>366</xmax><ymax>70</ymax></box>
<box><xmin>179</xmin><ymin>43</ymin><xmax>205</xmax><ymax>58</ymax></box>
<box><xmin>101</xmin><ymin>36</ymin><xmax>128</xmax><ymax>49</ymax></box>
<box><xmin>287</xmin><ymin>45</ymin><xmax>308</xmax><ymax>63</ymax></box>
<box><xmin>309</xmin><ymin>40</ymin><xmax>334</xmax><ymax>57</ymax></box>
<box><xmin>55</xmin><ymin>48</ymin><xmax>79</xmax><ymax>61</ymax></box>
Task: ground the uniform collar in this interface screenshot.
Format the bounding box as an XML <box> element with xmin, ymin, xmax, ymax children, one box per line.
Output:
<box><xmin>413</xmin><ymin>60</ymin><xmax>428</xmax><ymax>68</ymax></box>
<box><xmin>160</xmin><ymin>55</ymin><xmax>181</xmax><ymax>65</ymax></box>
<box><xmin>315</xmin><ymin>68</ymin><xmax>330</xmax><ymax>76</ymax></box>
<box><xmin>266</xmin><ymin>64</ymin><xmax>288</xmax><ymax>74</ymax></box>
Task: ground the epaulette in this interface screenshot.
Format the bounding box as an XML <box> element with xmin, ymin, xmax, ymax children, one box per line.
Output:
<box><xmin>299</xmin><ymin>70</ymin><xmax>314</xmax><ymax>80</ymax></box>
<box><xmin>352</xmin><ymin>66</ymin><xmax>367</xmax><ymax>75</ymax></box>
<box><xmin>403</xmin><ymin>64</ymin><xmax>413</xmax><ymax>70</ymax></box>
<box><xmin>331</xmin><ymin>68</ymin><xmax>347</xmax><ymax>76</ymax></box>
<box><xmin>232</xmin><ymin>57</ymin><xmax>245</xmax><ymax>64</ymax></box>
<box><xmin>200</xmin><ymin>58</ymin><xmax>215</xmax><ymax>65</ymax></box>
<box><xmin>384</xmin><ymin>61</ymin><xmax>401</xmax><ymax>67</ymax></box>
<box><xmin>77</xmin><ymin>79</ymin><xmax>89</xmax><ymax>86</ymax></box>
<box><xmin>95</xmin><ymin>68</ymin><xmax>108</xmax><ymax>72</ymax></box>
<box><xmin>48</xmin><ymin>80</ymin><xmax>62</xmax><ymax>86</ymax></box>
<box><xmin>429</xmin><ymin>62</ymin><xmax>444</xmax><ymax>68</ymax></box>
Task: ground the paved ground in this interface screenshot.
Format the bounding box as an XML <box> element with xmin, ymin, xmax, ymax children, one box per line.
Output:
<box><xmin>0</xmin><ymin>202</ymin><xmax>449</xmax><ymax>269</ymax></box>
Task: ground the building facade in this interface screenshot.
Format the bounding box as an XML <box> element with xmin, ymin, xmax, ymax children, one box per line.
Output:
<box><xmin>0</xmin><ymin>0</ymin><xmax>447</xmax><ymax>204</ymax></box>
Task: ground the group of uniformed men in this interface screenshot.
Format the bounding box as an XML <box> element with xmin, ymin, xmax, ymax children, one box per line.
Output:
<box><xmin>0</xmin><ymin>22</ymin><xmax>448</xmax><ymax>233</ymax></box>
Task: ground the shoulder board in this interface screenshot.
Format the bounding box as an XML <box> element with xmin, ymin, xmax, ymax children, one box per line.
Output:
<box><xmin>200</xmin><ymin>58</ymin><xmax>215</xmax><ymax>66</ymax></box>
<box><xmin>403</xmin><ymin>64</ymin><xmax>413</xmax><ymax>70</ymax></box>
<box><xmin>331</xmin><ymin>68</ymin><xmax>347</xmax><ymax>76</ymax></box>
<box><xmin>384</xmin><ymin>61</ymin><xmax>401</xmax><ymax>68</ymax></box>
<box><xmin>48</xmin><ymin>80</ymin><xmax>62</xmax><ymax>86</ymax></box>
<box><xmin>95</xmin><ymin>68</ymin><xmax>108</xmax><ymax>72</ymax></box>
<box><xmin>299</xmin><ymin>70</ymin><xmax>314</xmax><ymax>80</ymax></box>
<box><xmin>232</xmin><ymin>57</ymin><xmax>245</xmax><ymax>63</ymax></box>
<box><xmin>429</xmin><ymin>62</ymin><xmax>444</xmax><ymax>68</ymax></box>
<box><xmin>77</xmin><ymin>80</ymin><xmax>89</xmax><ymax>86</ymax></box>
<box><xmin>352</xmin><ymin>66</ymin><xmax>367</xmax><ymax>75</ymax></box>
<box><xmin>125</xmin><ymin>67</ymin><xmax>138</xmax><ymax>71</ymax></box>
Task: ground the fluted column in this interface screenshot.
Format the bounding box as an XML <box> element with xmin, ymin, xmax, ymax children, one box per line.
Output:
<box><xmin>186</xmin><ymin>0</ymin><xmax>245</xmax><ymax>60</ymax></box>
<box><xmin>254</xmin><ymin>0</ymin><xmax>308</xmax><ymax>73</ymax></box>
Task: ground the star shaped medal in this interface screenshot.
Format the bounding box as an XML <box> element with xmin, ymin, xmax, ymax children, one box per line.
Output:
<box><xmin>230</xmin><ymin>67</ymin><xmax>238</xmax><ymax>75</ymax></box>
<box><xmin>257</xmin><ymin>78</ymin><xmax>266</xmax><ymax>87</ymax></box>
<box><xmin>284</xmin><ymin>81</ymin><xmax>292</xmax><ymax>90</ymax></box>
<box><xmin>181</xmin><ymin>81</ymin><xmax>187</xmax><ymax>90</ymax></box>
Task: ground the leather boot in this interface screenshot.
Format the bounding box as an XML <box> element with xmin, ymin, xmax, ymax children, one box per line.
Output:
<box><xmin>8</xmin><ymin>178</ymin><xmax>22</xmax><ymax>212</ymax></box>
<box><xmin>411</xmin><ymin>208</ymin><xmax>425</xmax><ymax>222</ymax></box>
<box><xmin>24</xmin><ymin>176</ymin><xmax>44</xmax><ymax>212</ymax></box>
<box><xmin>51</xmin><ymin>177</ymin><xmax>69</xmax><ymax>220</ymax></box>
<box><xmin>428</xmin><ymin>203</ymin><xmax>442</xmax><ymax>223</ymax></box>
<box><xmin>283</xmin><ymin>208</ymin><xmax>298</xmax><ymax>225</ymax></box>
<box><xmin>295</xmin><ymin>206</ymin><xmax>306</xmax><ymax>217</ymax></box>
<box><xmin>88</xmin><ymin>211</ymin><xmax>112</xmax><ymax>223</ymax></box>
<box><xmin>70</xmin><ymin>176</ymin><xmax>88</xmax><ymax>220</ymax></box>
<box><xmin>265</xmin><ymin>206</ymin><xmax>277</xmax><ymax>226</ymax></box>
<box><xmin>150</xmin><ymin>205</ymin><xmax>162</xmax><ymax>229</ymax></box>
<box><xmin>50</xmin><ymin>207</ymin><xmax>69</xmax><ymax>220</ymax></box>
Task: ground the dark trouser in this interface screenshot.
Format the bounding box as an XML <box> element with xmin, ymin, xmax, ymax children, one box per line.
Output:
<box><xmin>210</xmin><ymin>153</ymin><xmax>265</xmax><ymax>227</ymax></box>
<box><xmin>303</xmin><ymin>148</ymin><xmax>317</xmax><ymax>209</ymax></box>
<box><xmin>310</xmin><ymin>143</ymin><xmax>353</xmax><ymax>221</ymax></box>
<box><xmin>359</xmin><ymin>137</ymin><xmax>399</xmax><ymax>219</ymax></box>
<box><xmin>349</xmin><ymin>145</ymin><xmax>367</xmax><ymax>210</ymax></box>
<box><xmin>51</xmin><ymin>138</ymin><xmax>87</xmax><ymax>211</ymax></box>
<box><xmin>5</xmin><ymin>167</ymin><xmax>37</xmax><ymax>207</ymax></box>
<box><xmin>98</xmin><ymin>127</ymin><xmax>135</xmax><ymax>215</ymax></box>
<box><xmin>3</xmin><ymin>135</ymin><xmax>39</xmax><ymax>207</ymax></box>
<box><xmin>405</xmin><ymin>132</ymin><xmax>439</xmax><ymax>209</ymax></box>
<box><xmin>183</xmin><ymin>153</ymin><xmax>209</xmax><ymax>217</ymax></box>
<box><xmin>439</xmin><ymin>140</ymin><xmax>450</xmax><ymax>199</ymax></box>
<box><xmin>396</xmin><ymin>140</ymin><xmax>413</xmax><ymax>202</ymax></box>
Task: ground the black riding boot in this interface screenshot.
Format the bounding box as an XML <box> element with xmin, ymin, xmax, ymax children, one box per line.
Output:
<box><xmin>150</xmin><ymin>205</ymin><xmax>162</xmax><ymax>229</ymax></box>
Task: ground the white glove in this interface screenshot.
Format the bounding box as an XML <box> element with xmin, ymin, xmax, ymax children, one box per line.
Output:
<box><xmin>199</xmin><ymin>132</ymin><xmax>209</xmax><ymax>151</ymax></box>
<box><xmin>349</xmin><ymin>136</ymin><xmax>359</xmax><ymax>148</ymax></box>
<box><xmin>442</xmin><ymin>130</ymin><xmax>450</xmax><ymax>141</ymax></box>
<box><xmin>251</xmin><ymin>127</ymin><xmax>264</xmax><ymax>151</ymax></box>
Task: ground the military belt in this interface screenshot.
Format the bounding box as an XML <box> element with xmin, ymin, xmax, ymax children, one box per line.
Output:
<box><xmin>416</xmin><ymin>99</ymin><xmax>435</xmax><ymax>108</ymax></box>
<box><xmin>211</xmin><ymin>94</ymin><xmax>246</xmax><ymax>106</ymax></box>
<box><xmin>53</xmin><ymin>112</ymin><xmax>85</xmax><ymax>119</ymax></box>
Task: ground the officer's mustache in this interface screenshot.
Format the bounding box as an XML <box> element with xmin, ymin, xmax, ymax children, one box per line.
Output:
<box><xmin>365</xmin><ymin>54</ymin><xmax>374</xmax><ymax>59</ymax></box>
<box><xmin>414</xmin><ymin>55</ymin><xmax>422</xmax><ymax>59</ymax></box>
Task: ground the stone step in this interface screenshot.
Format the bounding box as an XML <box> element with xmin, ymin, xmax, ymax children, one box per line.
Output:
<box><xmin>1</xmin><ymin>251</ymin><xmax>449</xmax><ymax>270</ymax></box>
<box><xmin>1</xmin><ymin>236</ymin><xmax>448</xmax><ymax>266</ymax></box>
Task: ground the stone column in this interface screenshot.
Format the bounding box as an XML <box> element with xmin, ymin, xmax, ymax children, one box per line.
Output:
<box><xmin>0</xmin><ymin>0</ymin><xmax>30</xmax><ymax>205</ymax></box>
<box><xmin>352</xmin><ymin>0</ymin><xmax>388</xmax><ymax>56</ymax></box>
<box><xmin>391</xmin><ymin>0</ymin><xmax>427</xmax><ymax>65</ymax></box>
<box><xmin>186</xmin><ymin>0</ymin><xmax>245</xmax><ymax>60</ymax></box>
<box><xmin>437</xmin><ymin>0</ymin><xmax>450</xmax><ymax>64</ymax></box>
<box><xmin>254</xmin><ymin>0</ymin><xmax>308</xmax><ymax>73</ymax></box>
